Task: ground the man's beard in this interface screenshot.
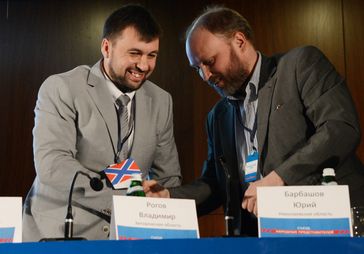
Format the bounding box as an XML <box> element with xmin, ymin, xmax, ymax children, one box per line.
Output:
<box><xmin>210</xmin><ymin>48</ymin><xmax>250</xmax><ymax>97</ymax></box>
<box><xmin>108</xmin><ymin>65</ymin><xmax>146</xmax><ymax>93</ymax></box>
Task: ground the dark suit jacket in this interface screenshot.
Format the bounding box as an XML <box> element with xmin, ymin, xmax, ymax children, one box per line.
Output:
<box><xmin>170</xmin><ymin>46</ymin><xmax>364</xmax><ymax>236</ymax></box>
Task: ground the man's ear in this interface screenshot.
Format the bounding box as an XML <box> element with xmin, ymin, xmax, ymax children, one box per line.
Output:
<box><xmin>101</xmin><ymin>38</ymin><xmax>111</xmax><ymax>59</ymax></box>
<box><xmin>233</xmin><ymin>31</ymin><xmax>247</xmax><ymax>49</ymax></box>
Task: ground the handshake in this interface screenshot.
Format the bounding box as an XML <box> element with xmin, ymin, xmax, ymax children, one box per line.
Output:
<box><xmin>142</xmin><ymin>180</ymin><xmax>171</xmax><ymax>198</ymax></box>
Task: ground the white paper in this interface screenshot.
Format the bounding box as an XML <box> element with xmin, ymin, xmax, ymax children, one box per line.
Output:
<box><xmin>110</xmin><ymin>196</ymin><xmax>199</xmax><ymax>240</ymax></box>
<box><xmin>0</xmin><ymin>197</ymin><xmax>22</xmax><ymax>243</ymax></box>
<box><xmin>257</xmin><ymin>186</ymin><xmax>352</xmax><ymax>237</ymax></box>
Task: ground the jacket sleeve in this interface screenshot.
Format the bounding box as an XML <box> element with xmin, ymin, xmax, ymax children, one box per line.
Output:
<box><xmin>33</xmin><ymin>75</ymin><xmax>100</xmax><ymax>192</ymax></box>
<box><xmin>148</xmin><ymin>92</ymin><xmax>182</xmax><ymax>188</ymax></box>
<box><xmin>169</xmin><ymin>110</ymin><xmax>223</xmax><ymax>215</ymax></box>
<box><xmin>274</xmin><ymin>46</ymin><xmax>361</xmax><ymax>185</ymax></box>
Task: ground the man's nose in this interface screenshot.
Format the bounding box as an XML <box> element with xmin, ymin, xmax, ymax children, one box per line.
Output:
<box><xmin>136</xmin><ymin>55</ymin><xmax>148</xmax><ymax>72</ymax></box>
<box><xmin>198</xmin><ymin>65</ymin><xmax>212</xmax><ymax>82</ymax></box>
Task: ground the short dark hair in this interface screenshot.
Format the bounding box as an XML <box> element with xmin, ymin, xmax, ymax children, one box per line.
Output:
<box><xmin>186</xmin><ymin>6</ymin><xmax>254</xmax><ymax>42</ymax></box>
<box><xmin>103</xmin><ymin>4</ymin><xmax>162</xmax><ymax>42</ymax></box>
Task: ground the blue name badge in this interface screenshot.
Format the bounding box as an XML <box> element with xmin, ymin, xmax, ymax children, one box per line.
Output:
<box><xmin>245</xmin><ymin>151</ymin><xmax>258</xmax><ymax>182</ymax></box>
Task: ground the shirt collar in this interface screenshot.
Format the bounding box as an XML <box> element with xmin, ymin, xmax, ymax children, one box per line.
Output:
<box><xmin>249</xmin><ymin>51</ymin><xmax>262</xmax><ymax>90</ymax></box>
<box><xmin>100</xmin><ymin>62</ymin><xmax>136</xmax><ymax>102</ymax></box>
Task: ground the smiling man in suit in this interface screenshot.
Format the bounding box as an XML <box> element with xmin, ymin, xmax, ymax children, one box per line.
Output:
<box><xmin>23</xmin><ymin>4</ymin><xmax>181</xmax><ymax>241</ymax></box>
<box><xmin>144</xmin><ymin>6</ymin><xmax>364</xmax><ymax>236</ymax></box>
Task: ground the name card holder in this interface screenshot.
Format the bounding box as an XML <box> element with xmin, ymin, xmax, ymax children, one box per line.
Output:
<box><xmin>110</xmin><ymin>196</ymin><xmax>199</xmax><ymax>240</ymax></box>
<box><xmin>257</xmin><ymin>186</ymin><xmax>352</xmax><ymax>237</ymax></box>
<box><xmin>0</xmin><ymin>197</ymin><xmax>22</xmax><ymax>243</ymax></box>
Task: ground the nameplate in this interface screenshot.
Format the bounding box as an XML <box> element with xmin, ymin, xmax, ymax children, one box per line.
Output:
<box><xmin>0</xmin><ymin>197</ymin><xmax>22</xmax><ymax>243</ymax></box>
<box><xmin>110</xmin><ymin>196</ymin><xmax>199</xmax><ymax>240</ymax></box>
<box><xmin>257</xmin><ymin>186</ymin><xmax>352</xmax><ymax>237</ymax></box>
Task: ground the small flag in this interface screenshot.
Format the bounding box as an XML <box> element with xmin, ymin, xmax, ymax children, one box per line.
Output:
<box><xmin>103</xmin><ymin>158</ymin><xmax>141</xmax><ymax>189</ymax></box>
<box><xmin>0</xmin><ymin>227</ymin><xmax>15</xmax><ymax>243</ymax></box>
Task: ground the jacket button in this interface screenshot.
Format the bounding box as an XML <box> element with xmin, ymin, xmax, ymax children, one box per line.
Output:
<box><xmin>103</xmin><ymin>225</ymin><xmax>109</xmax><ymax>233</ymax></box>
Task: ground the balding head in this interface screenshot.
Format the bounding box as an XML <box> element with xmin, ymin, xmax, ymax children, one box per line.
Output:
<box><xmin>185</xmin><ymin>6</ymin><xmax>254</xmax><ymax>43</ymax></box>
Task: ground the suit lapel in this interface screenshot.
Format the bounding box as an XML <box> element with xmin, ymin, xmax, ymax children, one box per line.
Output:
<box><xmin>257</xmin><ymin>55</ymin><xmax>277</xmax><ymax>164</ymax></box>
<box><xmin>130</xmin><ymin>85</ymin><xmax>152</xmax><ymax>170</ymax></box>
<box><xmin>87</xmin><ymin>61</ymin><xmax>118</xmax><ymax>152</ymax></box>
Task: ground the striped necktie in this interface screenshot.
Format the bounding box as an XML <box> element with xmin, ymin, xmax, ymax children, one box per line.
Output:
<box><xmin>116</xmin><ymin>95</ymin><xmax>130</xmax><ymax>160</ymax></box>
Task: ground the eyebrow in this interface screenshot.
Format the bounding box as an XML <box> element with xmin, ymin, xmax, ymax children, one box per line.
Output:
<box><xmin>128</xmin><ymin>48</ymin><xmax>159</xmax><ymax>54</ymax></box>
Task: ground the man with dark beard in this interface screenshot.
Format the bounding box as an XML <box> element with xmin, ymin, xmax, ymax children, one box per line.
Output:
<box><xmin>23</xmin><ymin>5</ymin><xmax>181</xmax><ymax>241</ymax></box>
<box><xmin>144</xmin><ymin>6</ymin><xmax>364</xmax><ymax>236</ymax></box>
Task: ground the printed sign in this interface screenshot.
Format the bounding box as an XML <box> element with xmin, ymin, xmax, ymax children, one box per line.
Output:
<box><xmin>110</xmin><ymin>196</ymin><xmax>199</xmax><ymax>240</ymax></box>
<box><xmin>257</xmin><ymin>186</ymin><xmax>352</xmax><ymax>237</ymax></box>
<box><xmin>0</xmin><ymin>197</ymin><xmax>22</xmax><ymax>243</ymax></box>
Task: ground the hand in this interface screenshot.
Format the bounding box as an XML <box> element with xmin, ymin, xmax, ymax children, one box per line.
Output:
<box><xmin>143</xmin><ymin>180</ymin><xmax>170</xmax><ymax>198</ymax></box>
<box><xmin>242</xmin><ymin>171</ymin><xmax>284</xmax><ymax>216</ymax></box>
